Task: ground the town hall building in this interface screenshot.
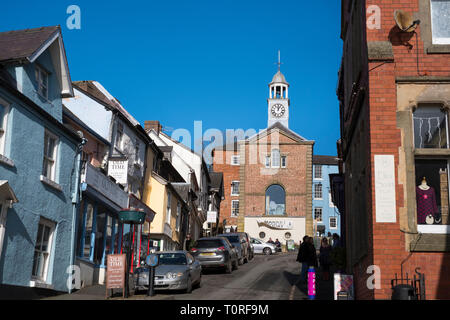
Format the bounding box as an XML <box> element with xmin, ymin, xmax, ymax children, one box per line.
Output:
<box><xmin>213</xmin><ymin>66</ymin><xmax>314</xmax><ymax>246</ymax></box>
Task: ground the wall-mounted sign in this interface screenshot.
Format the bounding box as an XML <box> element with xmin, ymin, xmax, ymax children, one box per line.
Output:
<box><xmin>257</xmin><ymin>220</ymin><xmax>293</xmax><ymax>230</ymax></box>
<box><xmin>207</xmin><ymin>211</ymin><xmax>217</xmax><ymax>223</ymax></box>
<box><xmin>374</xmin><ymin>155</ymin><xmax>397</xmax><ymax>223</ymax></box>
<box><xmin>108</xmin><ymin>158</ymin><xmax>128</xmax><ymax>185</ymax></box>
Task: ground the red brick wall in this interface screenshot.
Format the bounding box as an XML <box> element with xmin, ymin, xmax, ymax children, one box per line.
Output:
<box><xmin>212</xmin><ymin>149</ymin><xmax>240</xmax><ymax>227</ymax></box>
<box><xmin>352</xmin><ymin>0</ymin><xmax>450</xmax><ymax>300</ymax></box>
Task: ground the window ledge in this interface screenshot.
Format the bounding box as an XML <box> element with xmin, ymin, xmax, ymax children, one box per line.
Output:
<box><xmin>417</xmin><ymin>225</ymin><xmax>450</xmax><ymax>234</ymax></box>
<box><xmin>0</xmin><ymin>154</ymin><xmax>14</xmax><ymax>167</ymax></box>
<box><xmin>40</xmin><ymin>175</ymin><xmax>62</xmax><ymax>192</ymax></box>
<box><xmin>410</xmin><ymin>233</ymin><xmax>450</xmax><ymax>252</ymax></box>
<box><xmin>427</xmin><ymin>44</ymin><xmax>450</xmax><ymax>54</ymax></box>
<box><xmin>29</xmin><ymin>280</ymin><xmax>53</xmax><ymax>290</ymax></box>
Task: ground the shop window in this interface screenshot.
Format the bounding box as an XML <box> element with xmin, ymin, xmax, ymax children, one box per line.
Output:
<box><xmin>413</xmin><ymin>105</ymin><xmax>448</xmax><ymax>149</ymax></box>
<box><xmin>83</xmin><ymin>204</ymin><xmax>94</xmax><ymax>259</ymax></box>
<box><xmin>32</xmin><ymin>218</ymin><xmax>55</xmax><ymax>282</ymax></box>
<box><xmin>94</xmin><ymin>212</ymin><xmax>106</xmax><ymax>265</ymax></box>
<box><xmin>431</xmin><ymin>0</ymin><xmax>450</xmax><ymax>45</ymax></box>
<box><xmin>265</xmin><ymin>184</ymin><xmax>285</xmax><ymax>215</ymax></box>
<box><xmin>415</xmin><ymin>159</ymin><xmax>450</xmax><ymax>226</ymax></box>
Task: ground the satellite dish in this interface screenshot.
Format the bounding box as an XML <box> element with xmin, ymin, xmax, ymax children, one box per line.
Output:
<box><xmin>394</xmin><ymin>10</ymin><xmax>420</xmax><ymax>32</ymax></box>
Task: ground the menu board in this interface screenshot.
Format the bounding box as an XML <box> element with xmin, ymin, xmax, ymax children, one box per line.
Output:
<box><xmin>106</xmin><ymin>254</ymin><xmax>126</xmax><ymax>298</ymax></box>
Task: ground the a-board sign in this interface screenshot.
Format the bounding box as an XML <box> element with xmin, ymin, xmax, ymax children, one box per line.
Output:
<box><xmin>106</xmin><ymin>254</ymin><xmax>126</xmax><ymax>298</ymax></box>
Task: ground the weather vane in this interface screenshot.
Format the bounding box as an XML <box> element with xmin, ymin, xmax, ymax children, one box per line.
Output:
<box><xmin>275</xmin><ymin>50</ymin><xmax>283</xmax><ymax>71</ymax></box>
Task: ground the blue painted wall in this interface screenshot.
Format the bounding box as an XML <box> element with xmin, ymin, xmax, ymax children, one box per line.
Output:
<box><xmin>312</xmin><ymin>164</ymin><xmax>341</xmax><ymax>237</ymax></box>
<box><xmin>0</xmin><ymin>51</ymin><xmax>80</xmax><ymax>292</ymax></box>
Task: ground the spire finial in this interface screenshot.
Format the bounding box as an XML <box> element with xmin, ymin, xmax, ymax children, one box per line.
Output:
<box><xmin>276</xmin><ymin>50</ymin><xmax>282</xmax><ymax>71</ymax></box>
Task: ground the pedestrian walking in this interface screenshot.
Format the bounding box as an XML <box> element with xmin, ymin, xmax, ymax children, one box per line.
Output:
<box><xmin>319</xmin><ymin>237</ymin><xmax>332</xmax><ymax>281</ymax></box>
<box><xmin>296</xmin><ymin>236</ymin><xmax>309</xmax><ymax>282</ymax></box>
<box><xmin>332</xmin><ymin>233</ymin><xmax>340</xmax><ymax>248</ymax></box>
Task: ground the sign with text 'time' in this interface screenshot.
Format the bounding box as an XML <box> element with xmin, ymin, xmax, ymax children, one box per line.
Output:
<box><xmin>374</xmin><ymin>155</ymin><xmax>397</xmax><ymax>223</ymax></box>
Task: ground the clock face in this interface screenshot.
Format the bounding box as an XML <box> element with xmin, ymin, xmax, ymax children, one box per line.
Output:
<box><xmin>271</xmin><ymin>104</ymin><xmax>285</xmax><ymax>118</ymax></box>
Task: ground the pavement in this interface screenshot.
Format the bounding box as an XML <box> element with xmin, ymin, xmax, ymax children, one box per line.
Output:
<box><xmin>43</xmin><ymin>252</ymin><xmax>336</xmax><ymax>301</ymax></box>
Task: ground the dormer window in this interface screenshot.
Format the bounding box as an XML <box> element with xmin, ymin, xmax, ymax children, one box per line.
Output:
<box><xmin>35</xmin><ymin>65</ymin><xmax>48</xmax><ymax>99</ymax></box>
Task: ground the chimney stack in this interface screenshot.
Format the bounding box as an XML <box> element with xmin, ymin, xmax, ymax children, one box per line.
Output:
<box><xmin>145</xmin><ymin>120</ymin><xmax>162</xmax><ymax>135</ymax></box>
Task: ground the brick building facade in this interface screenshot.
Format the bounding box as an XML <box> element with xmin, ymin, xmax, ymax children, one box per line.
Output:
<box><xmin>337</xmin><ymin>0</ymin><xmax>450</xmax><ymax>299</ymax></box>
<box><xmin>213</xmin><ymin>68</ymin><xmax>314</xmax><ymax>244</ymax></box>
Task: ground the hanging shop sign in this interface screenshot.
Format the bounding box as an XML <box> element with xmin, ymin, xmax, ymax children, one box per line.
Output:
<box><xmin>207</xmin><ymin>211</ymin><xmax>217</xmax><ymax>223</ymax></box>
<box><xmin>108</xmin><ymin>157</ymin><xmax>128</xmax><ymax>185</ymax></box>
<box><xmin>106</xmin><ymin>254</ymin><xmax>126</xmax><ymax>298</ymax></box>
<box><xmin>257</xmin><ymin>220</ymin><xmax>293</xmax><ymax>230</ymax></box>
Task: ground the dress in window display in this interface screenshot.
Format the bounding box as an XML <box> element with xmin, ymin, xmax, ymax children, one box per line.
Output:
<box><xmin>416</xmin><ymin>178</ymin><xmax>438</xmax><ymax>224</ymax></box>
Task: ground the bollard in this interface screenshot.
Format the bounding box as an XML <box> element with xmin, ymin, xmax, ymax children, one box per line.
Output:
<box><xmin>308</xmin><ymin>266</ymin><xmax>316</xmax><ymax>300</ymax></box>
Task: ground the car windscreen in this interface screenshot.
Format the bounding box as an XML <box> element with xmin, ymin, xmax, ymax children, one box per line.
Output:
<box><xmin>194</xmin><ymin>240</ymin><xmax>223</xmax><ymax>248</ymax></box>
<box><xmin>157</xmin><ymin>253</ymin><xmax>187</xmax><ymax>265</ymax></box>
<box><xmin>222</xmin><ymin>236</ymin><xmax>240</xmax><ymax>243</ymax></box>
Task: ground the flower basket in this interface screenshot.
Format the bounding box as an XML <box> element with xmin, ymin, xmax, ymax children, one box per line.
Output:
<box><xmin>118</xmin><ymin>209</ymin><xmax>146</xmax><ymax>224</ymax></box>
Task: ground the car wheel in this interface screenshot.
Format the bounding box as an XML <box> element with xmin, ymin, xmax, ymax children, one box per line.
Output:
<box><xmin>185</xmin><ymin>277</ymin><xmax>193</xmax><ymax>294</ymax></box>
<box><xmin>263</xmin><ymin>247</ymin><xmax>272</xmax><ymax>255</ymax></box>
<box><xmin>225</xmin><ymin>260</ymin><xmax>232</xmax><ymax>274</ymax></box>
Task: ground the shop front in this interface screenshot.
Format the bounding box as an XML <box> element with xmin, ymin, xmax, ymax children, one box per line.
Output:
<box><xmin>75</xmin><ymin>163</ymin><xmax>129</xmax><ymax>286</ymax></box>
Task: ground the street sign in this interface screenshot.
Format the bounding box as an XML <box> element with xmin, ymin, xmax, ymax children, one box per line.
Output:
<box><xmin>106</xmin><ymin>254</ymin><xmax>126</xmax><ymax>298</ymax></box>
<box><xmin>146</xmin><ymin>254</ymin><xmax>159</xmax><ymax>267</ymax></box>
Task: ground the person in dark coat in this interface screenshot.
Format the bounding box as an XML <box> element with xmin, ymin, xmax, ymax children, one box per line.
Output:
<box><xmin>306</xmin><ymin>236</ymin><xmax>318</xmax><ymax>268</ymax></box>
<box><xmin>297</xmin><ymin>236</ymin><xmax>311</xmax><ymax>281</ymax></box>
<box><xmin>319</xmin><ymin>237</ymin><xmax>332</xmax><ymax>281</ymax></box>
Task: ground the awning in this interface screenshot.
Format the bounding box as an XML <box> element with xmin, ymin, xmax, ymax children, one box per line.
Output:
<box><xmin>0</xmin><ymin>180</ymin><xmax>18</xmax><ymax>203</ymax></box>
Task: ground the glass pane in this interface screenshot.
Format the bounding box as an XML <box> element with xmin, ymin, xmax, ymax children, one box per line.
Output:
<box><xmin>83</xmin><ymin>204</ymin><xmax>93</xmax><ymax>258</ymax></box>
<box><xmin>41</xmin><ymin>225</ymin><xmax>50</xmax><ymax>252</ymax></box>
<box><xmin>32</xmin><ymin>251</ymin><xmax>41</xmax><ymax>277</ymax></box>
<box><xmin>0</xmin><ymin>104</ymin><xmax>4</xmax><ymax>128</ymax></box>
<box><xmin>35</xmin><ymin>224</ymin><xmax>43</xmax><ymax>250</ymax></box>
<box><xmin>431</xmin><ymin>0</ymin><xmax>450</xmax><ymax>44</ymax></box>
<box><xmin>413</xmin><ymin>106</ymin><xmax>448</xmax><ymax>149</ymax></box>
<box><xmin>105</xmin><ymin>215</ymin><xmax>112</xmax><ymax>254</ymax></box>
<box><xmin>94</xmin><ymin>213</ymin><xmax>106</xmax><ymax>265</ymax></box>
<box><xmin>265</xmin><ymin>185</ymin><xmax>285</xmax><ymax>215</ymax></box>
<box><xmin>415</xmin><ymin>159</ymin><xmax>449</xmax><ymax>225</ymax></box>
<box><xmin>271</xmin><ymin>150</ymin><xmax>280</xmax><ymax>167</ymax></box>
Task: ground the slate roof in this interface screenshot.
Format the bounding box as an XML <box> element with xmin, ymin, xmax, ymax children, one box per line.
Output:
<box><xmin>312</xmin><ymin>155</ymin><xmax>340</xmax><ymax>165</ymax></box>
<box><xmin>0</xmin><ymin>26</ymin><xmax>60</xmax><ymax>63</ymax></box>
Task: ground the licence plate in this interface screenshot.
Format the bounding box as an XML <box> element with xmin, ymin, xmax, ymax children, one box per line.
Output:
<box><xmin>200</xmin><ymin>253</ymin><xmax>215</xmax><ymax>256</ymax></box>
<box><xmin>155</xmin><ymin>281</ymin><xmax>165</xmax><ymax>285</ymax></box>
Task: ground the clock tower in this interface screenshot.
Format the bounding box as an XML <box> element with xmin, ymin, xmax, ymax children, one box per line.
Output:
<box><xmin>267</xmin><ymin>68</ymin><xmax>290</xmax><ymax>128</ymax></box>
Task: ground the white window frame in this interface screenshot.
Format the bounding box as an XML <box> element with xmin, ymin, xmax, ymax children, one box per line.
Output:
<box><xmin>231</xmin><ymin>155</ymin><xmax>240</xmax><ymax>166</ymax></box>
<box><xmin>231</xmin><ymin>181</ymin><xmax>240</xmax><ymax>196</ymax></box>
<box><xmin>166</xmin><ymin>192</ymin><xmax>172</xmax><ymax>225</ymax></box>
<box><xmin>281</xmin><ymin>156</ymin><xmax>287</xmax><ymax>168</ymax></box>
<box><xmin>35</xmin><ymin>65</ymin><xmax>49</xmax><ymax>100</ymax></box>
<box><xmin>314</xmin><ymin>183</ymin><xmax>323</xmax><ymax>200</ymax></box>
<box><xmin>271</xmin><ymin>149</ymin><xmax>280</xmax><ymax>168</ymax></box>
<box><xmin>42</xmin><ymin>130</ymin><xmax>59</xmax><ymax>182</ymax></box>
<box><xmin>176</xmin><ymin>202</ymin><xmax>181</xmax><ymax>232</ymax></box>
<box><xmin>0</xmin><ymin>202</ymin><xmax>8</xmax><ymax>259</ymax></box>
<box><xmin>314</xmin><ymin>165</ymin><xmax>323</xmax><ymax>180</ymax></box>
<box><xmin>265</xmin><ymin>155</ymin><xmax>271</xmax><ymax>168</ymax></box>
<box><xmin>115</xmin><ymin>122</ymin><xmax>124</xmax><ymax>151</ymax></box>
<box><xmin>231</xmin><ymin>200</ymin><xmax>239</xmax><ymax>217</ymax></box>
<box><xmin>314</xmin><ymin>207</ymin><xmax>323</xmax><ymax>223</ymax></box>
<box><xmin>32</xmin><ymin>218</ymin><xmax>56</xmax><ymax>282</ymax></box>
<box><xmin>0</xmin><ymin>98</ymin><xmax>9</xmax><ymax>156</ymax></box>
<box><xmin>430</xmin><ymin>0</ymin><xmax>450</xmax><ymax>45</ymax></box>
<box><xmin>329</xmin><ymin>216</ymin><xmax>338</xmax><ymax>229</ymax></box>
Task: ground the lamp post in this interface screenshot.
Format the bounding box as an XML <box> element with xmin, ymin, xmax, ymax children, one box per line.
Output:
<box><xmin>118</xmin><ymin>208</ymin><xmax>146</xmax><ymax>298</ymax></box>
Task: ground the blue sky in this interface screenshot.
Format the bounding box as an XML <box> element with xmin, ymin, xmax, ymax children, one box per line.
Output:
<box><xmin>2</xmin><ymin>0</ymin><xmax>342</xmax><ymax>157</ymax></box>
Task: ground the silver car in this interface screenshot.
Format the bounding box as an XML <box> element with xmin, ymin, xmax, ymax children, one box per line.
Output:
<box><xmin>134</xmin><ymin>251</ymin><xmax>202</xmax><ymax>293</ymax></box>
<box><xmin>250</xmin><ymin>238</ymin><xmax>277</xmax><ymax>255</ymax></box>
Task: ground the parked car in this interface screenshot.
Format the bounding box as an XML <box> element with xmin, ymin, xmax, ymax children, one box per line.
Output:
<box><xmin>238</xmin><ymin>232</ymin><xmax>254</xmax><ymax>260</ymax></box>
<box><xmin>190</xmin><ymin>237</ymin><xmax>239</xmax><ymax>273</ymax></box>
<box><xmin>134</xmin><ymin>251</ymin><xmax>201</xmax><ymax>293</ymax></box>
<box><xmin>250</xmin><ymin>238</ymin><xmax>277</xmax><ymax>255</ymax></box>
<box><xmin>218</xmin><ymin>233</ymin><xmax>249</xmax><ymax>265</ymax></box>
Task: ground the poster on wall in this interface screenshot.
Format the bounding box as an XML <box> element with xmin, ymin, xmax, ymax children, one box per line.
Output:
<box><xmin>333</xmin><ymin>273</ymin><xmax>354</xmax><ymax>300</ymax></box>
<box><xmin>108</xmin><ymin>158</ymin><xmax>128</xmax><ymax>185</ymax></box>
<box><xmin>207</xmin><ymin>211</ymin><xmax>217</xmax><ymax>223</ymax></box>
